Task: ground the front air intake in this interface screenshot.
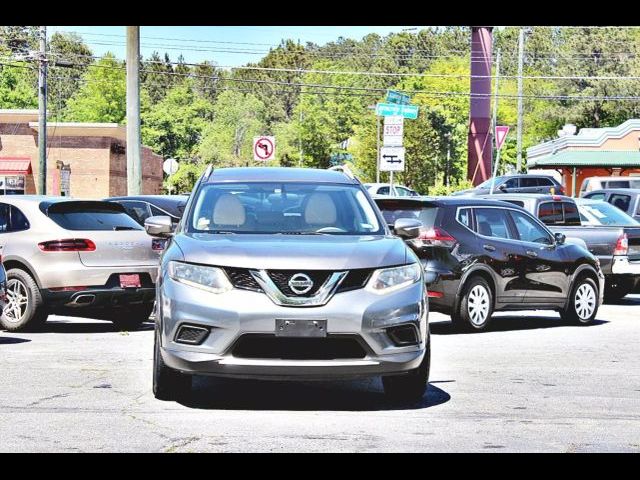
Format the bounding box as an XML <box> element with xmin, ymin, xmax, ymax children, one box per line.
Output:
<box><xmin>387</xmin><ymin>324</ymin><xmax>420</xmax><ymax>346</ymax></box>
<box><xmin>175</xmin><ymin>325</ymin><xmax>210</xmax><ymax>345</ymax></box>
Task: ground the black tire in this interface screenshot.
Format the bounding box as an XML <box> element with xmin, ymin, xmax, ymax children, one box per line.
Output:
<box><xmin>111</xmin><ymin>304</ymin><xmax>153</xmax><ymax>331</ymax></box>
<box><xmin>382</xmin><ymin>333</ymin><xmax>431</xmax><ymax>404</ymax></box>
<box><xmin>603</xmin><ymin>280</ymin><xmax>633</xmax><ymax>303</ymax></box>
<box><xmin>0</xmin><ymin>269</ymin><xmax>48</xmax><ymax>332</ymax></box>
<box><xmin>153</xmin><ymin>327</ymin><xmax>192</xmax><ymax>401</ymax></box>
<box><xmin>451</xmin><ymin>276</ymin><xmax>493</xmax><ymax>332</ymax></box>
<box><xmin>561</xmin><ymin>276</ymin><xmax>599</xmax><ymax>325</ymax></box>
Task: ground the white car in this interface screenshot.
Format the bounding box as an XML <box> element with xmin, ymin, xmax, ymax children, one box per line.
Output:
<box><xmin>364</xmin><ymin>183</ymin><xmax>419</xmax><ymax>197</ymax></box>
<box><xmin>580</xmin><ymin>176</ymin><xmax>640</xmax><ymax>196</ymax></box>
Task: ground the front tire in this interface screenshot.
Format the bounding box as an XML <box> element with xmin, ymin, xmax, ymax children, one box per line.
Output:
<box><xmin>451</xmin><ymin>276</ymin><xmax>493</xmax><ymax>331</ymax></box>
<box><xmin>561</xmin><ymin>276</ymin><xmax>599</xmax><ymax>325</ymax></box>
<box><xmin>382</xmin><ymin>334</ymin><xmax>430</xmax><ymax>403</ymax></box>
<box><xmin>0</xmin><ymin>269</ymin><xmax>48</xmax><ymax>332</ymax></box>
<box><xmin>153</xmin><ymin>328</ymin><xmax>192</xmax><ymax>401</ymax></box>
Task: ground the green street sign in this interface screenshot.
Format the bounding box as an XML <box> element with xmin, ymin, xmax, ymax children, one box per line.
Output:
<box><xmin>386</xmin><ymin>90</ymin><xmax>410</xmax><ymax>105</ymax></box>
<box><xmin>375</xmin><ymin>102</ymin><xmax>419</xmax><ymax>119</ymax></box>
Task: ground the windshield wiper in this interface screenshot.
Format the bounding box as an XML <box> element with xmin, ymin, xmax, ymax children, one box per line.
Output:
<box><xmin>277</xmin><ymin>231</ymin><xmax>328</xmax><ymax>236</ymax></box>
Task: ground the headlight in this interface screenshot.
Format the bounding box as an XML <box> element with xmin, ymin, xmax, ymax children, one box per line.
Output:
<box><xmin>366</xmin><ymin>263</ymin><xmax>421</xmax><ymax>294</ymax></box>
<box><xmin>168</xmin><ymin>261</ymin><xmax>232</xmax><ymax>294</ymax></box>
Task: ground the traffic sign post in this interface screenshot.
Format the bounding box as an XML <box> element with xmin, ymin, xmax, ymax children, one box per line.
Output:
<box><xmin>383</xmin><ymin>115</ymin><xmax>403</xmax><ymax>147</ymax></box>
<box><xmin>253</xmin><ymin>136</ymin><xmax>275</xmax><ymax>162</ymax></box>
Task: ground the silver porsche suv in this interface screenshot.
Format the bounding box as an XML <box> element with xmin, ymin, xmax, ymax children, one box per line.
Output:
<box><xmin>147</xmin><ymin>167</ymin><xmax>430</xmax><ymax>403</ymax></box>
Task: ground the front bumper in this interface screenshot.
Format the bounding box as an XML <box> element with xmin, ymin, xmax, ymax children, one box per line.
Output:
<box><xmin>611</xmin><ymin>256</ymin><xmax>640</xmax><ymax>275</ymax></box>
<box><xmin>158</xmin><ymin>275</ymin><xmax>428</xmax><ymax>380</ymax></box>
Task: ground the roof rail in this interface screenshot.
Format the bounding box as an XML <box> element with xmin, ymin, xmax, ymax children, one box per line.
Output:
<box><xmin>202</xmin><ymin>164</ymin><xmax>213</xmax><ymax>182</ymax></box>
<box><xmin>328</xmin><ymin>164</ymin><xmax>359</xmax><ymax>183</ymax></box>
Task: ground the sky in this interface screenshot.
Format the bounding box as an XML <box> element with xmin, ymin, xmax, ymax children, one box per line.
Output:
<box><xmin>48</xmin><ymin>26</ymin><xmax>427</xmax><ymax>69</ymax></box>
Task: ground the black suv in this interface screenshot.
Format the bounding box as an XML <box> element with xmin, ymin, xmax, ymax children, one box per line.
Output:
<box><xmin>453</xmin><ymin>174</ymin><xmax>565</xmax><ymax>196</ymax></box>
<box><xmin>374</xmin><ymin>196</ymin><xmax>604</xmax><ymax>331</ymax></box>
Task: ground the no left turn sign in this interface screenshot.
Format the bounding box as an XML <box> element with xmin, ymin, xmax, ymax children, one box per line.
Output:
<box><xmin>253</xmin><ymin>136</ymin><xmax>275</xmax><ymax>161</ymax></box>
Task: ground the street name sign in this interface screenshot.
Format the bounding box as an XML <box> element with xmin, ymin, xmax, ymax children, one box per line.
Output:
<box><xmin>386</xmin><ymin>90</ymin><xmax>410</xmax><ymax>105</ymax></box>
<box><xmin>253</xmin><ymin>136</ymin><xmax>275</xmax><ymax>161</ymax></box>
<box><xmin>383</xmin><ymin>115</ymin><xmax>404</xmax><ymax>147</ymax></box>
<box><xmin>376</xmin><ymin>102</ymin><xmax>419</xmax><ymax>120</ymax></box>
<box><xmin>380</xmin><ymin>146</ymin><xmax>405</xmax><ymax>172</ymax></box>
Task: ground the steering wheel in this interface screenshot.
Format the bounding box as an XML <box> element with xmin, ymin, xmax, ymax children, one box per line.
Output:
<box><xmin>315</xmin><ymin>227</ymin><xmax>347</xmax><ymax>233</ymax></box>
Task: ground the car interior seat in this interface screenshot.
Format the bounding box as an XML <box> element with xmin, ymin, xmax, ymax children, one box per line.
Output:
<box><xmin>212</xmin><ymin>193</ymin><xmax>250</xmax><ymax>230</ymax></box>
<box><xmin>304</xmin><ymin>192</ymin><xmax>338</xmax><ymax>230</ymax></box>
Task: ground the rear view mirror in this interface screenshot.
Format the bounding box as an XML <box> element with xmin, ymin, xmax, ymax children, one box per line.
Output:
<box><xmin>145</xmin><ymin>215</ymin><xmax>173</xmax><ymax>238</ymax></box>
<box><xmin>393</xmin><ymin>218</ymin><xmax>423</xmax><ymax>240</ymax></box>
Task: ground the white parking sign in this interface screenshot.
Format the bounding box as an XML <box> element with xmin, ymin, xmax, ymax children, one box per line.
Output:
<box><xmin>380</xmin><ymin>146</ymin><xmax>405</xmax><ymax>172</ymax></box>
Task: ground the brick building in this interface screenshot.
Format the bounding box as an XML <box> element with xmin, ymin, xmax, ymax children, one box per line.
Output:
<box><xmin>0</xmin><ymin>109</ymin><xmax>163</xmax><ymax>198</ymax></box>
<box><xmin>527</xmin><ymin>120</ymin><xmax>640</xmax><ymax>196</ymax></box>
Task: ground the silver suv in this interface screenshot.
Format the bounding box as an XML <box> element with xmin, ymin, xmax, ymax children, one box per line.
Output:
<box><xmin>147</xmin><ymin>167</ymin><xmax>430</xmax><ymax>403</ymax></box>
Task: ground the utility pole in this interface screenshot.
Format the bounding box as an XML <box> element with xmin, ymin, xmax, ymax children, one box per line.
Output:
<box><xmin>126</xmin><ymin>26</ymin><xmax>142</xmax><ymax>195</ymax></box>
<box><xmin>37</xmin><ymin>26</ymin><xmax>47</xmax><ymax>195</ymax></box>
<box><xmin>516</xmin><ymin>28</ymin><xmax>525</xmax><ymax>173</ymax></box>
<box><xmin>489</xmin><ymin>49</ymin><xmax>501</xmax><ymax>195</ymax></box>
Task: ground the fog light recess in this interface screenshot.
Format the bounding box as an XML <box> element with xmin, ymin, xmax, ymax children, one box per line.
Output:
<box><xmin>175</xmin><ymin>325</ymin><xmax>210</xmax><ymax>345</ymax></box>
<box><xmin>387</xmin><ymin>324</ymin><xmax>420</xmax><ymax>346</ymax></box>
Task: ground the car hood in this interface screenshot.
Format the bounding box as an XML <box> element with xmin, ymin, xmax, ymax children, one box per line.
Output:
<box><xmin>173</xmin><ymin>233</ymin><xmax>410</xmax><ymax>270</ymax></box>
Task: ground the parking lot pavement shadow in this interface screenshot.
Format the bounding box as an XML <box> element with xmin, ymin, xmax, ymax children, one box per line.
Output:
<box><xmin>176</xmin><ymin>378</ymin><xmax>451</xmax><ymax>412</ymax></box>
<box><xmin>604</xmin><ymin>296</ymin><xmax>640</xmax><ymax>307</ymax></box>
<box><xmin>0</xmin><ymin>336</ymin><xmax>31</xmax><ymax>345</ymax></box>
<box><xmin>430</xmin><ymin>317</ymin><xmax>609</xmax><ymax>335</ymax></box>
<box><xmin>29</xmin><ymin>319</ymin><xmax>155</xmax><ymax>334</ymax></box>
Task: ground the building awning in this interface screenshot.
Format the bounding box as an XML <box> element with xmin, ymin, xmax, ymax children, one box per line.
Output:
<box><xmin>0</xmin><ymin>157</ymin><xmax>32</xmax><ymax>175</ymax></box>
<box><xmin>528</xmin><ymin>150</ymin><xmax>640</xmax><ymax>169</ymax></box>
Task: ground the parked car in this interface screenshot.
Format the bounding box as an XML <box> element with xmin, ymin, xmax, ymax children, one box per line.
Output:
<box><xmin>452</xmin><ymin>174</ymin><xmax>565</xmax><ymax>196</ymax></box>
<box><xmin>104</xmin><ymin>195</ymin><xmax>189</xmax><ymax>227</ymax></box>
<box><xmin>0</xmin><ymin>197</ymin><xmax>160</xmax><ymax>332</ymax></box>
<box><xmin>147</xmin><ymin>167</ymin><xmax>430</xmax><ymax>402</ymax></box>
<box><xmin>478</xmin><ymin>194</ymin><xmax>640</xmax><ymax>302</ymax></box>
<box><xmin>582</xmin><ymin>189</ymin><xmax>640</xmax><ymax>222</ymax></box>
<box><xmin>374</xmin><ymin>196</ymin><xmax>604</xmax><ymax>331</ymax></box>
<box><xmin>580</xmin><ymin>176</ymin><xmax>640</xmax><ymax>196</ymax></box>
<box><xmin>363</xmin><ymin>183</ymin><xmax>420</xmax><ymax>197</ymax></box>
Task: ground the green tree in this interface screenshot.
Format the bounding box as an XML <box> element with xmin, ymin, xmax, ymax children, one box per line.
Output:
<box><xmin>64</xmin><ymin>53</ymin><xmax>126</xmax><ymax>123</ymax></box>
<box><xmin>197</xmin><ymin>90</ymin><xmax>268</xmax><ymax>167</ymax></box>
<box><xmin>141</xmin><ymin>81</ymin><xmax>215</xmax><ymax>160</ymax></box>
<box><xmin>48</xmin><ymin>32</ymin><xmax>93</xmax><ymax>119</ymax></box>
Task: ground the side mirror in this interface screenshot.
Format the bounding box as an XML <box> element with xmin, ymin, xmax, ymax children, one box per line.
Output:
<box><xmin>554</xmin><ymin>232</ymin><xmax>566</xmax><ymax>245</ymax></box>
<box><xmin>393</xmin><ymin>218</ymin><xmax>423</xmax><ymax>240</ymax></box>
<box><xmin>145</xmin><ymin>215</ymin><xmax>173</xmax><ymax>238</ymax></box>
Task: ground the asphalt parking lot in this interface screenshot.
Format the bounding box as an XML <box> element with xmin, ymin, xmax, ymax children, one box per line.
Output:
<box><xmin>2</xmin><ymin>297</ymin><xmax>640</xmax><ymax>452</ymax></box>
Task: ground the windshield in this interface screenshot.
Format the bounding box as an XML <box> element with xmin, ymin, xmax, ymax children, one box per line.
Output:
<box><xmin>187</xmin><ymin>182</ymin><xmax>383</xmax><ymax>235</ymax></box>
<box><xmin>578</xmin><ymin>201</ymin><xmax>639</xmax><ymax>226</ymax></box>
<box><xmin>477</xmin><ymin>176</ymin><xmax>505</xmax><ymax>189</ymax></box>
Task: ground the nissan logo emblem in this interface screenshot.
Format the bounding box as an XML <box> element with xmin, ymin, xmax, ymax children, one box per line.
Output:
<box><xmin>288</xmin><ymin>273</ymin><xmax>314</xmax><ymax>295</ymax></box>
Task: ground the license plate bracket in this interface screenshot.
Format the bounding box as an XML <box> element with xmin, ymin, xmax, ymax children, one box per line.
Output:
<box><xmin>275</xmin><ymin>319</ymin><xmax>327</xmax><ymax>337</ymax></box>
<box><xmin>119</xmin><ymin>274</ymin><xmax>141</xmax><ymax>288</ymax></box>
